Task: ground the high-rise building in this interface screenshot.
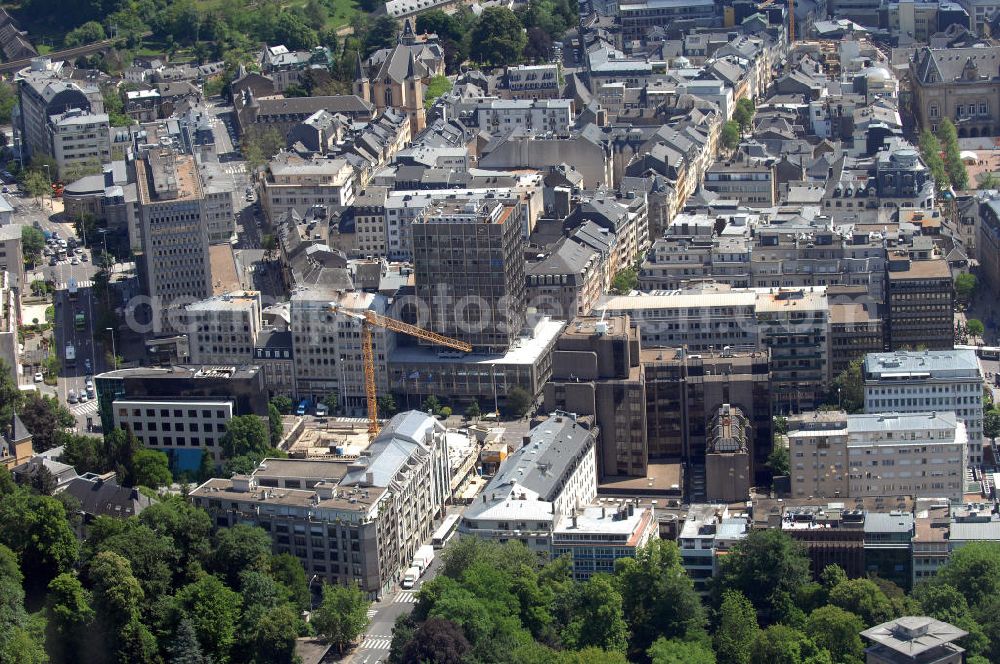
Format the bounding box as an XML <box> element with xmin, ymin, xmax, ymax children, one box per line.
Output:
<box><xmin>543</xmin><ymin>316</ymin><xmax>647</xmax><ymax>478</ymax></box>
<box><xmin>864</xmin><ymin>350</ymin><xmax>984</xmax><ymax>465</ymax></box>
<box><xmin>705</xmin><ymin>404</ymin><xmax>752</xmax><ymax>503</ymax></box>
<box><xmin>183</xmin><ymin>291</ymin><xmax>263</xmax><ymax>366</ymax></box>
<box><xmin>885</xmin><ymin>252</ymin><xmax>953</xmax><ymax>351</ymax></box>
<box><xmin>134</xmin><ymin>148</ymin><xmax>212</xmax><ymax>332</ymax></box>
<box><xmin>412</xmin><ymin>198</ymin><xmax>526</xmax><ymax>352</ymax></box>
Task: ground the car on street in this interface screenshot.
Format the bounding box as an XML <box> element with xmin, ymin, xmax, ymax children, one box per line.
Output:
<box><xmin>48</xmin><ymin>257</ymin><xmax>57</xmax><ymax>266</ymax></box>
<box><xmin>78</xmin><ymin>393</ymin><xmax>88</xmax><ymax>403</ymax></box>
<box><xmin>84</xmin><ymin>358</ymin><xmax>92</xmax><ymax>372</ymax></box>
<box><xmin>33</xmin><ymin>372</ymin><xmax>43</xmax><ymax>383</ymax></box>
<box><xmin>67</xmin><ymin>389</ymin><xmax>78</xmax><ymax>404</ymax></box>
<box><xmin>70</xmin><ymin>257</ymin><xmax>79</xmax><ymax>265</ymax></box>
<box><xmin>81</xmin><ymin>253</ymin><xmax>88</xmax><ymax>262</ymax></box>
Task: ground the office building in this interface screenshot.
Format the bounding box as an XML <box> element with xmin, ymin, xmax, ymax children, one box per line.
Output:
<box><xmin>703</xmin><ymin>156</ymin><xmax>777</xmax><ymax>207</ymax></box>
<box><xmin>18</xmin><ymin>59</ymin><xmax>104</xmax><ymax>159</ymax></box>
<box><xmin>642</xmin><ymin>348</ymin><xmax>772</xmax><ymax>479</ymax></box>
<box><xmin>193</xmin><ymin>412</ymin><xmax>451</xmax><ymax>599</ymax></box>
<box><xmin>412</xmin><ymin>198</ymin><xmax>526</xmax><ymax>352</ymax></box>
<box><xmin>677</xmin><ymin>504</ymin><xmax>750</xmax><ymax>593</ymax></box>
<box><xmin>912</xmin><ymin>46</ymin><xmax>1000</xmax><ymax>135</ymax></box>
<box><xmin>113</xmin><ymin>398</ymin><xmax>235</xmax><ymax>466</ymax></box>
<box><xmin>134</xmin><ymin>149</ymin><xmax>212</xmax><ymax>333</ymax></box>
<box><xmin>46</xmin><ymin>108</ymin><xmax>111</xmax><ymax>175</ymax></box>
<box><xmin>183</xmin><ymin>291</ymin><xmax>263</xmax><ymax>366</ymax></box>
<box><xmin>526</xmin><ymin>238</ymin><xmax>605</xmax><ymax>321</ymax></box>
<box><xmin>864</xmin><ymin>350</ymin><xmax>984</xmax><ymax>465</ymax></box>
<box><xmin>260</xmin><ymin>152</ymin><xmax>355</xmax><ymax>222</ymax></box>
<box><xmin>705</xmin><ymin>404</ymin><xmax>752</xmax><ymax>503</ymax></box>
<box><xmin>757</xmin><ymin>288</ymin><xmax>830</xmax><ymax>414</ymax></box>
<box><xmin>0</xmin><ymin>225</ymin><xmax>24</xmax><ymax>288</ymax></box>
<box><xmin>459</xmin><ymin>413</ymin><xmax>598</xmax><ymax>553</ymax></box>
<box><xmin>830</xmin><ymin>303</ymin><xmax>884</xmax><ymax>377</ymax></box>
<box><xmin>551</xmin><ymin>503</ymin><xmax>658</xmax><ymax>580</ymax></box>
<box><xmin>543</xmin><ymin>316</ymin><xmax>646</xmax><ymax>478</ymax></box>
<box><xmin>787</xmin><ymin>410</ymin><xmax>967</xmax><ymax>502</ymax></box>
<box><xmin>885</xmin><ymin>252</ymin><xmax>953</xmax><ymax>351</ymax></box>
<box><xmin>618</xmin><ymin>0</ymin><xmax>717</xmax><ymax>41</ymax></box>
<box><xmin>861</xmin><ymin>617</ymin><xmax>966</xmax><ymax>664</ymax></box>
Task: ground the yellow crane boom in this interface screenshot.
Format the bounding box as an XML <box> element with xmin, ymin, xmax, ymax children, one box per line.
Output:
<box><xmin>329</xmin><ymin>303</ymin><xmax>472</xmax><ymax>436</ymax></box>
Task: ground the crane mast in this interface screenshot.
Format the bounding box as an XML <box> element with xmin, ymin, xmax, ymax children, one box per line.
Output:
<box><xmin>329</xmin><ymin>304</ymin><xmax>472</xmax><ymax>436</ymax></box>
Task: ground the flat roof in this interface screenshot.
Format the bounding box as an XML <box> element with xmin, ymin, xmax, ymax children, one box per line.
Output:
<box><xmin>209</xmin><ymin>245</ymin><xmax>241</xmax><ymax>295</ymax></box>
<box><xmin>861</xmin><ymin>617</ymin><xmax>967</xmax><ymax>656</ymax></box>
<box><xmin>389</xmin><ymin>318</ymin><xmax>565</xmax><ymax>366</ymax></box>
<box><xmin>864</xmin><ymin>349</ymin><xmax>980</xmax><ymax>377</ymax></box>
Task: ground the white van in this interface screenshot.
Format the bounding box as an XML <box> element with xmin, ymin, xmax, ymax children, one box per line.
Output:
<box><xmin>401</xmin><ymin>566</ymin><xmax>421</xmax><ymax>589</ymax></box>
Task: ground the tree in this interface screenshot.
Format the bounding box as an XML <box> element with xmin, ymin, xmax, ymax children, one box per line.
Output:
<box><xmin>268</xmin><ymin>403</ymin><xmax>283</xmax><ymax>446</ymax></box>
<box><xmin>304</xmin><ymin>0</ymin><xmax>329</xmax><ymax>28</ymax></box>
<box><xmin>968</xmin><ymin>319</ymin><xmax>986</xmax><ymax>337</ymax></box>
<box><xmin>828</xmin><ymin>359</ymin><xmax>864</xmax><ymax>413</ymax></box>
<box><xmin>827</xmin><ymin>578</ymin><xmax>894</xmax><ymax>627</ymax></box>
<box><xmin>955</xmin><ymin>272</ymin><xmax>977</xmax><ymax>304</ymax></box>
<box><xmin>919</xmin><ymin>130</ymin><xmax>949</xmax><ymax>190</ymax></box>
<box><xmin>733</xmin><ymin>98</ymin><xmax>756</xmax><ymax>132</ymax></box>
<box><xmin>465</xmin><ymin>401</ymin><xmax>481</xmax><ymax>420</ymax></box>
<box><xmin>506</xmin><ymin>386</ymin><xmax>533</xmax><ymax>418</ymax></box>
<box><xmin>715</xmin><ymin>590</ymin><xmax>758</xmax><ymax>664</ymax></box>
<box><xmin>322</xmin><ymin>392</ymin><xmax>339</xmax><ymax>414</ymax></box>
<box><xmin>59</xmin><ymin>433</ymin><xmax>106</xmax><ymax>474</ymax></box>
<box><xmin>213</xmin><ymin>523</ymin><xmax>272</xmax><ymax>587</ymax></box>
<box><xmin>561</xmin><ymin>574</ymin><xmax>628</xmax><ymax>654</ymax></box>
<box><xmin>979</xmin><ymin>172</ymin><xmax>999</xmax><ymax>189</ymax></box>
<box><xmin>64</xmin><ymin>20</ymin><xmax>106</xmax><ymax>47</ymax></box>
<box><xmin>312</xmin><ymin>582</ymin><xmax>371</xmax><ymax>653</ymax></box>
<box><xmin>87</xmin><ymin>550</ymin><xmax>158</xmax><ymax>663</ymax></box>
<box><xmin>221</xmin><ymin>415</ymin><xmax>271</xmax><ymax>459</ymax></box>
<box><xmin>985</xmin><ymin>408</ymin><xmax>1000</xmax><ymax>439</ymax></box>
<box><xmin>21</xmin><ymin>226</ymin><xmax>45</xmax><ymax>265</ymax></box>
<box><xmin>174</xmin><ymin>574</ymin><xmax>241</xmax><ymax>663</ymax></box>
<box><xmin>767</xmin><ymin>443</ymin><xmax>790</xmax><ymax>477</ymax></box>
<box><xmin>422</xmin><ymin>395</ymin><xmax>442</xmax><ymax>415</ymax></box>
<box><xmin>751</xmin><ymin>624</ymin><xmax>831</xmax><ymax>664</ymax></box>
<box><xmin>0</xmin><ymin>360</ymin><xmax>21</xmax><ymax>438</ymax></box>
<box><xmin>938</xmin><ymin>119</ymin><xmax>969</xmax><ymax>191</ymax></box>
<box><xmin>45</xmin><ymin>572</ymin><xmax>95</xmax><ymax>664</ymax></box>
<box><xmin>133</xmin><ymin>449</ymin><xmax>172</xmax><ymax>489</ymax></box>
<box><xmin>0</xmin><ymin>81</ymin><xmax>16</xmax><ymax>124</ymax></box>
<box><xmin>612</xmin><ymin>267</ymin><xmax>638</xmax><ymax>293</ymax></box>
<box><xmin>648</xmin><ymin>638</ymin><xmax>717</xmax><ymax>664</ymax></box>
<box><xmin>523</xmin><ymin>26</ymin><xmax>553</xmax><ymax>63</ymax></box>
<box><xmin>270</xmin><ymin>396</ymin><xmax>293</xmax><ymax>415</ymax></box>
<box><xmin>270</xmin><ymin>553</ymin><xmax>311</xmax><ymax>611</ymax></box>
<box><xmin>400</xmin><ymin>616</ymin><xmax>471</xmax><ymax>664</ymax></box>
<box><xmin>167</xmin><ymin>617</ymin><xmax>208</xmax><ymax>664</ymax></box>
<box><xmin>424</xmin><ymin>75</ymin><xmax>453</xmax><ymax>108</ymax></box>
<box><xmin>22</xmin><ymin>169</ymin><xmax>50</xmax><ymax>199</ymax></box>
<box><xmin>721</xmin><ymin>121</ymin><xmax>741</xmax><ymax>150</ymax></box>
<box><xmin>0</xmin><ymin>542</ymin><xmax>46</xmax><ymax>664</ymax></box>
<box><xmin>240</xmin><ymin>603</ymin><xmax>301</xmax><ymax>664</ymax></box>
<box><xmin>471</xmin><ymin>7</ymin><xmax>526</xmax><ymax>66</ymax></box>
<box><xmin>713</xmin><ymin>529</ymin><xmax>810</xmax><ymax>622</ymax></box>
<box><xmin>365</xmin><ymin>15</ymin><xmax>400</xmax><ymax>55</ymax></box>
<box><xmin>30</xmin><ymin>465</ymin><xmax>58</xmax><ymax>496</ymax></box>
<box><xmin>378</xmin><ymin>395</ymin><xmax>398</xmax><ymax>418</ymax></box>
<box><xmin>807</xmin><ymin>605</ymin><xmax>864</xmax><ymax>663</ymax></box>
<box><xmin>241</xmin><ymin>127</ymin><xmax>284</xmax><ymax>170</ymax></box>
<box><xmin>138</xmin><ymin>495</ymin><xmax>213</xmax><ymax>576</ymax></box>
<box><xmin>935</xmin><ymin>542</ymin><xmax>1000</xmax><ymax>611</ymax></box>
<box><xmin>0</xmin><ymin>490</ymin><xmax>79</xmax><ymax>588</ymax></box>
<box><xmin>615</xmin><ymin>540</ymin><xmax>706</xmax><ymax>658</ymax></box>
<box><xmin>18</xmin><ymin>392</ymin><xmax>76</xmax><ymax>452</ymax></box>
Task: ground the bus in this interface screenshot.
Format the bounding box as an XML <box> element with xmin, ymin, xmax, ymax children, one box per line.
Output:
<box><xmin>67</xmin><ymin>279</ymin><xmax>78</xmax><ymax>301</ymax></box>
<box><xmin>956</xmin><ymin>344</ymin><xmax>1000</xmax><ymax>360</ymax></box>
<box><xmin>64</xmin><ymin>343</ymin><xmax>76</xmax><ymax>368</ymax></box>
<box><xmin>431</xmin><ymin>513</ymin><xmax>461</xmax><ymax>548</ymax></box>
<box><xmin>74</xmin><ymin>312</ymin><xmax>85</xmax><ymax>331</ymax></box>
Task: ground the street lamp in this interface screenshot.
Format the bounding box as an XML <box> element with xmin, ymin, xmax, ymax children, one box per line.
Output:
<box><xmin>105</xmin><ymin>327</ymin><xmax>117</xmax><ymax>371</ymax></box>
<box><xmin>97</xmin><ymin>228</ymin><xmax>111</xmax><ymax>274</ymax></box>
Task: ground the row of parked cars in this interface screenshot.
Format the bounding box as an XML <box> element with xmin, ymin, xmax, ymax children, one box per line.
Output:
<box><xmin>67</xmin><ymin>377</ymin><xmax>95</xmax><ymax>404</ymax></box>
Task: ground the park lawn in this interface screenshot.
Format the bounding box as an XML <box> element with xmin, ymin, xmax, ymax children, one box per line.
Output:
<box><xmin>321</xmin><ymin>0</ymin><xmax>362</xmax><ymax>28</ymax></box>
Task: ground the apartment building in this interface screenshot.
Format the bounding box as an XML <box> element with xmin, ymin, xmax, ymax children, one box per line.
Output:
<box><xmin>678</xmin><ymin>504</ymin><xmax>750</xmax><ymax>593</ymax></box>
<box><xmin>0</xmin><ymin>225</ymin><xmax>23</xmax><ymax>288</ymax></box>
<box><xmin>134</xmin><ymin>149</ymin><xmax>212</xmax><ymax>332</ymax></box>
<box><xmin>705</xmin><ymin>404</ymin><xmax>752</xmax><ymax>503</ymax></box>
<box><xmin>703</xmin><ymin>156</ymin><xmax>777</xmax><ymax>207</ymax></box>
<box><xmin>47</xmin><ymin>108</ymin><xmax>111</xmax><ymax>174</ymax></box>
<box><xmin>183</xmin><ymin>291</ymin><xmax>263</xmax><ymax>365</ymax></box>
<box><xmin>757</xmin><ymin>288</ymin><xmax>830</xmax><ymax>414</ymax></box>
<box><xmin>885</xmin><ymin>253</ymin><xmax>953</xmax><ymax>351</ymax></box>
<box><xmin>113</xmin><ymin>398</ymin><xmax>234</xmax><ymax>466</ymax></box>
<box><xmin>412</xmin><ymin>198</ymin><xmax>526</xmax><ymax>353</ymax></box>
<box><xmin>830</xmin><ymin>302</ymin><xmax>884</xmax><ymax>377</ymax></box>
<box><xmin>505</xmin><ymin>64</ymin><xmax>561</xmax><ymax>100</ymax></box>
<box><xmin>18</xmin><ymin>59</ymin><xmax>104</xmax><ymax>159</ymax></box>
<box><xmin>476</xmin><ymin>99</ymin><xmax>573</xmax><ymax>134</ymax></box>
<box><xmin>864</xmin><ymin>350</ymin><xmax>984</xmax><ymax>465</ymax></box>
<box><xmin>0</xmin><ymin>272</ymin><xmax>17</xmax><ymax>388</ymax></box>
<box><xmin>260</xmin><ymin>152</ymin><xmax>355</xmax><ymax>222</ymax></box>
<box><xmin>787</xmin><ymin>410</ymin><xmax>967</xmax><ymax>502</ymax></box>
<box><xmin>459</xmin><ymin>413</ymin><xmax>598</xmax><ymax>553</ymax></box>
<box><xmin>252</xmin><ymin>330</ymin><xmax>294</xmax><ymax>398</ymax></box>
<box><xmin>526</xmin><ymin>238</ymin><xmax>605</xmax><ymax>320</ymax></box>
<box><xmin>260</xmin><ymin>45</ymin><xmax>333</xmax><ymax>93</ymax></box>
<box><xmin>192</xmin><ymin>412</ymin><xmax>452</xmax><ymax>599</ymax></box>
<box><xmin>543</xmin><ymin>316</ymin><xmax>646</xmax><ymax>478</ymax></box>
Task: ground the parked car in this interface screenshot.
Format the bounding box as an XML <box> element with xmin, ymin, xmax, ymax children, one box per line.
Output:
<box><xmin>33</xmin><ymin>372</ymin><xmax>43</xmax><ymax>383</ymax></box>
<box><xmin>81</xmin><ymin>253</ymin><xmax>88</xmax><ymax>262</ymax></box>
<box><xmin>84</xmin><ymin>358</ymin><xmax>92</xmax><ymax>372</ymax></box>
<box><xmin>78</xmin><ymin>393</ymin><xmax>88</xmax><ymax>403</ymax></box>
<box><xmin>67</xmin><ymin>390</ymin><xmax>78</xmax><ymax>404</ymax></box>
<box><xmin>70</xmin><ymin>257</ymin><xmax>79</xmax><ymax>265</ymax></box>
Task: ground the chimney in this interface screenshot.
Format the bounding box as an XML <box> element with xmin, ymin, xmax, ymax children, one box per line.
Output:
<box><xmin>365</xmin><ymin>471</ymin><xmax>374</xmax><ymax>485</ymax></box>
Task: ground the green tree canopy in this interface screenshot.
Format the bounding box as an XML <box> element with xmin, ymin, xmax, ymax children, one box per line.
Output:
<box><xmin>919</xmin><ymin>129</ymin><xmax>948</xmax><ymax>190</ymax></box>
<box><xmin>132</xmin><ymin>449</ymin><xmax>172</xmax><ymax>489</ymax></box>
<box><xmin>471</xmin><ymin>7</ymin><xmax>527</xmax><ymax>66</ymax></box>
<box><xmin>213</xmin><ymin>523</ymin><xmax>272</xmax><ymax>587</ymax></box>
<box><xmin>313</xmin><ymin>582</ymin><xmax>371</xmax><ymax>652</ymax></box>
<box><xmin>221</xmin><ymin>415</ymin><xmax>271</xmax><ymax>459</ymax></box>
<box><xmin>648</xmin><ymin>637</ymin><xmax>717</xmax><ymax>664</ymax></box>
<box><xmin>733</xmin><ymin>98</ymin><xmax>756</xmax><ymax>132</ymax></box>
<box><xmin>750</xmin><ymin>624</ymin><xmax>832</xmax><ymax>664</ymax></box>
<box><xmin>722</xmin><ymin>121</ymin><xmax>741</xmax><ymax>150</ymax></box>
<box><xmin>560</xmin><ymin>574</ymin><xmax>628</xmax><ymax>653</ymax></box>
<box><xmin>955</xmin><ymin>272</ymin><xmax>977</xmax><ymax>303</ymax></box>
<box><xmin>21</xmin><ymin>226</ymin><xmax>45</xmax><ymax>264</ymax></box>
<box><xmin>807</xmin><ymin>605</ymin><xmax>865</xmax><ymax>664</ymax></box>
<box><xmin>828</xmin><ymin>358</ymin><xmax>864</xmax><ymax>413</ymax></box>
<box><xmin>506</xmin><ymin>386</ymin><xmax>533</xmax><ymax>418</ymax></box>
<box><xmin>715</xmin><ymin>590</ymin><xmax>759</xmax><ymax>664</ymax></box>
<box><xmin>827</xmin><ymin>578</ymin><xmax>895</xmax><ymax>627</ymax></box>
<box><xmin>18</xmin><ymin>392</ymin><xmax>75</xmax><ymax>452</ymax></box>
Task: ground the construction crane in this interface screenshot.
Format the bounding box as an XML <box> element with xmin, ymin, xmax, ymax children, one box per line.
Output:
<box><xmin>329</xmin><ymin>303</ymin><xmax>472</xmax><ymax>437</ymax></box>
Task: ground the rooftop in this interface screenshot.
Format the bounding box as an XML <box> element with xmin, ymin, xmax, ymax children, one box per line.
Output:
<box><xmin>861</xmin><ymin>617</ymin><xmax>967</xmax><ymax>656</ymax></box>
<box><xmin>864</xmin><ymin>349</ymin><xmax>980</xmax><ymax>378</ymax></box>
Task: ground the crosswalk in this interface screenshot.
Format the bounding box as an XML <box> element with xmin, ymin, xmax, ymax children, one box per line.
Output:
<box><xmin>223</xmin><ymin>164</ymin><xmax>246</xmax><ymax>175</ymax></box>
<box><xmin>360</xmin><ymin>636</ymin><xmax>392</xmax><ymax>650</ymax></box>
<box><xmin>366</xmin><ymin>609</ymin><xmax>378</xmax><ymax>619</ymax></box>
<box><xmin>56</xmin><ymin>280</ymin><xmax>94</xmax><ymax>290</ymax></box>
<box><xmin>70</xmin><ymin>400</ymin><xmax>99</xmax><ymax>416</ymax></box>
<box><xmin>394</xmin><ymin>590</ymin><xmax>418</xmax><ymax>603</ymax></box>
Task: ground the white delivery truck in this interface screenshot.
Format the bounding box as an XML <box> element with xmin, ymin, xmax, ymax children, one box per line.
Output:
<box><xmin>401</xmin><ymin>566</ymin><xmax>421</xmax><ymax>589</ymax></box>
<box><xmin>412</xmin><ymin>545</ymin><xmax>435</xmax><ymax>575</ymax></box>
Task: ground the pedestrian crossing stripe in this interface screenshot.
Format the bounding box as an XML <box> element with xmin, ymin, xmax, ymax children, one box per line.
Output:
<box><xmin>394</xmin><ymin>590</ymin><xmax>417</xmax><ymax>603</ymax></box>
<box><xmin>366</xmin><ymin>609</ymin><xmax>378</xmax><ymax>618</ymax></box>
<box><xmin>70</xmin><ymin>401</ymin><xmax>99</xmax><ymax>415</ymax></box>
<box><xmin>56</xmin><ymin>280</ymin><xmax>94</xmax><ymax>290</ymax></box>
<box><xmin>360</xmin><ymin>637</ymin><xmax>392</xmax><ymax>650</ymax></box>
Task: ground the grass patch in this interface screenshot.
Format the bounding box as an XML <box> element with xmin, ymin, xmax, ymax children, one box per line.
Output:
<box><xmin>424</xmin><ymin>75</ymin><xmax>453</xmax><ymax>108</ymax></box>
<box><xmin>321</xmin><ymin>0</ymin><xmax>362</xmax><ymax>28</ymax></box>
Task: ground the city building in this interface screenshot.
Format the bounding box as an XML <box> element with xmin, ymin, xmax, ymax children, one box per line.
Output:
<box><xmin>757</xmin><ymin>288</ymin><xmax>830</xmax><ymax>414</ymax></box>
<box><xmin>704</xmin><ymin>404</ymin><xmax>752</xmax><ymax>503</ymax></box>
<box><xmin>542</xmin><ymin>316</ymin><xmax>647</xmax><ymax>478</ymax></box>
<box><xmin>861</xmin><ymin>617</ymin><xmax>966</xmax><ymax>664</ymax></box>
<box><xmin>0</xmin><ymin>224</ymin><xmax>24</xmax><ymax>288</ymax></box>
<box><xmin>259</xmin><ymin>45</ymin><xmax>333</xmax><ymax>93</ymax></box>
<box><xmin>183</xmin><ymin>291</ymin><xmax>263</xmax><ymax>366</ymax></box>
<box><xmin>885</xmin><ymin>253</ymin><xmax>953</xmax><ymax>353</ymax></box>
<box><xmin>703</xmin><ymin>156</ymin><xmax>777</xmax><ymax>207</ymax></box>
<box><xmin>912</xmin><ymin>46</ymin><xmax>1000</xmax><ymax>137</ymax></box>
<box><xmin>505</xmin><ymin>64</ymin><xmax>562</xmax><ymax>100</ymax></box>
<box><xmin>677</xmin><ymin>504</ymin><xmax>750</xmax><ymax>593</ymax></box>
<box><xmin>864</xmin><ymin>350</ymin><xmax>984</xmax><ymax>465</ymax></box>
<box><xmin>17</xmin><ymin>59</ymin><xmax>104</xmax><ymax>159</ymax></box>
<box><xmin>912</xmin><ymin>500</ymin><xmax>950</xmax><ymax>586</ymax></box>
<box><xmin>412</xmin><ymin>198</ymin><xmax>526</xmax><ymax>353</ymax></box>
<box><xmin>46</xmin><ymin>108</ymin><xmax>111</xmax><ymax>175</ymax></box>
<box><xmin>617</xmin><ymin>0</ymin><xmax>717</xmax><ymax>42</ymax></box>
<box><xmin>193</xmin><ymin>412</ymin><xmax>451</xmax><ymax>598</ymax></box>
<box><xmin>0</xmin><ymin>272</ymin><xmax>18</xmax><ymax>389</ymax></box>
<box><xmin>475</xmin><ymin>99</ymin><xmax>574</xmax><ymax>135</ymax></box>
<box><xmin>787</xmin><ymin>410</ymin><xmax>967</xmax><ymax>502</ymax></box>
<box><xmin>260</xmin><ymin>152</ymin><xmax>355</xmax><ymax>222</ymax></box>
<box><xmin>642</xmin><ymin>347</ymin><xmax>772</xmax><ymax>483</ymax></box>
<box><xmin>1</xmin><ymin>413</ymin><xmax>32</xmax><ymax>471</ymax></box>
<box><xmin>134</xmin><ymin>148</ymin><xmax>212</xmax><ymax>333</ymax></box>
<box><xmin>459</xmin><ymin>413</ymin><xmax>598</xmax><ymax>553</ymax></box>
<box><xmin>551</xmin><ymin>503</ymin><xmax>658</xmax><ymax>580</ymax></box>
<box><xmin>830</xmin><ymin>303</ymin><xmax>884</xmax><ymax>377</ymax></box>
<box><xmin>113</xmin><ymin>398</ymin><xmax>236</xmax><ymax>467</ymax></box>
<box><xmin>526</xmin><ymin>238</ymin><xmax>605</xmax><ymax>321</ymax></box>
